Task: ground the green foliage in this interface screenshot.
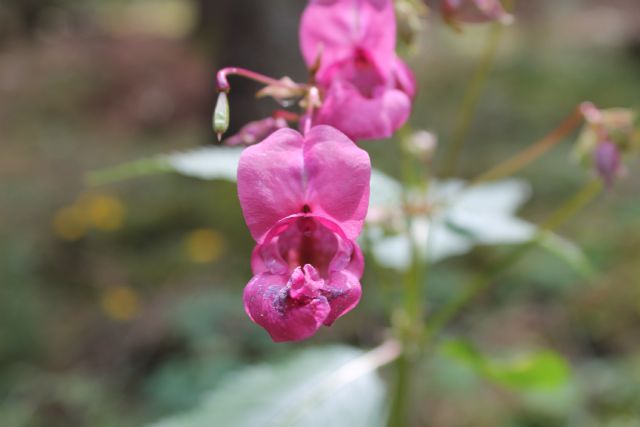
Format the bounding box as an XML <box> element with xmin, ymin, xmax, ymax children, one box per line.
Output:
<box><xmin>440</xmin><ymin>340</ymin><xmax>571</xmax><ymax>392</ymax></box>
<box><xmin>149</xmin><ymin>346</ymin><xmax>387</xmax><ymax>427</ymax></box>
<box><xmin>87</xmin><ymin>147</ymin><xmax>244</xmax><ymax>185</ymax></box>
<box><xmin>538</xmin><ymin>232</ymin><xmax>596</xmax><ymax>279</ymax></box>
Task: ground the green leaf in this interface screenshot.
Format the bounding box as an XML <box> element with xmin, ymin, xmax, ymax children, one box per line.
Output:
<box><xmin>149</xmin><ymin>346</ymin><xmax>388</xmax><ymax>427</ymax></box>
<box><xmin>537</xmin><ymin>232</ymin><xmax>596</xmax><ymax>279</ymax></box>
<box><xmin>87</xmin><ymin>146</ymin><xmax>244</xmax><ymax>185</ymax></box>
<box><xmin>441</xmin><ymin>340</ymin><xmax>571</xmax><ymax>392</ymax></box>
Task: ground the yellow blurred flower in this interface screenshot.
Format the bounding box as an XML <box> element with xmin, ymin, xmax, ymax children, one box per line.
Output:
<box><xmin>52</xmin><ymin>206</ymin><xmax>88</xmax><ymax>241</ymax></box>
<box><xmin>97</xmin><ymin>0</ymin><xmax>197</xmax><ymax>39</ymax></box>
<box><xmin>185</xmin><ymin>229</ymin><xmax>225</xmax><ymax>263</ymax></box>
<box><xmin>101</xmin><ymin>286</ymin><xmax>140</xmax><ymax>322</ymax></box>
<box><xmin>83</xmin><ymin>195</ymin><xmax>125</xmax><ymax>231</ymax></box>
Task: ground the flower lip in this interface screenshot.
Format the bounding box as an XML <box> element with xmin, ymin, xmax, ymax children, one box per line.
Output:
<box><xmin>252</xmin><ymin>212</ymin><xmax>354</xmax><ymax>279</ymax></box>
<box><xmin>244</xmin><ymin>214</ymin><xmax>365</xmax><ymax>342</ymax></box>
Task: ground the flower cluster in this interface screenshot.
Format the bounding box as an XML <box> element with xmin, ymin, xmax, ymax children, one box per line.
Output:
<box><xmin>300</xmin><ymin>0</ymin><xmax>416</xmax><ymax>140</ymax></box>
<box><xmin>216</xmin><ymin>0</ymin><xmax>415</xmax><ymax>341</ymax></box>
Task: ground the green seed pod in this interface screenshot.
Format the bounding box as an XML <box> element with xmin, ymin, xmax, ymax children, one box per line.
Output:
<box><xmin>213</xmin><ymin>92</ymin><xmax>230</xmax><ymax>141</ymax></box>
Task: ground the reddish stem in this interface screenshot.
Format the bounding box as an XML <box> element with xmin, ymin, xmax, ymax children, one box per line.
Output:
<box><xmin>216</xmin><ymin>67</ymin><xmax>307</xmax><ymax>93</ymax></box>
<box><xmin>272</xmin><ymin>110</ymin><xmax>301</xmax><ymax>123</ymax></box>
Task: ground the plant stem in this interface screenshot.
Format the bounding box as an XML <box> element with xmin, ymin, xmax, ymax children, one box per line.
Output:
<box><xmin>426</xmin><ymin>178</ymin><xmax>603</xmax><ymax>340</ymax></box>
<box><xmin>471</xmin><ymin>108</ymin><xmax>583</xmax><ymax>184</ymax></box>
<box><xmin>440</xmin><ymin>22</ymin><xmax>505</xmax><ymax>177</ymax></box>
<box><xmin>387</xmin><ymin>128</ymin><xmax>430</xmax><ymax>427</ymax></box>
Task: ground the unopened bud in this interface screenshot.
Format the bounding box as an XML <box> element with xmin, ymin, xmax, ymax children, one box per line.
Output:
<box><xmin>442</xmin><ymin>0</ymin><xmax>513</xmax><ymax>30</ymax></box>
<box><xmin>594</xmin><ymin>141</ymin><xmax>621</xmax><ymax>188</ymax></box>
<box><xmin>396</xmin><ymin>0</ymin><xmax>428</xmax><ymax>48</ymax></box>
<box><xmin>225</xmin><ymin>117</ymin><xmax>288</xmax><ymax>146</ymax></box>
<box><xmin>256</xmin><ymin>77</ymin><xmax>306</xmax><ymax>106</ymax></box>
<box><xmin>213</xmin><ymin>92</ymin><xmax>230</xmax><ymax>141</ymax></box>
<box><xmin>573</xmin><ymin>104</ymin><xmax>636</xmax><ymax>166</ymax></box>
<box><xmin>406</xmin><ymin>130</ymin><xmax>438</xmax><ymax>162</ymax></box>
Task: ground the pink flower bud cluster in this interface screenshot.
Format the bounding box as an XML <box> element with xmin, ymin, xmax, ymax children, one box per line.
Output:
<box><xmin>226</xmin><ymin>0</ymin><xmax>415</xmax><ymax>341</ymax></box>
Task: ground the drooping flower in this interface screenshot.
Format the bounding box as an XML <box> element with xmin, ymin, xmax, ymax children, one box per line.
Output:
<box><xmin>237</xmin><ymin>125</ymin><xmax>371</xmax><ymax>341</ymax></box>
<box><xmin>442</xmin><ymin>0</ymin><xmax>513</xmax><ymax>30</ymax></box>
<box><xmin>300</xmin><ymin>0</ymin><xmax>416</xmax><ymax>141</ymax></box>
<box><xmin>574</xmin><ymin>103</ymin><xmax>635</xmax><ymax>188</ymax></box>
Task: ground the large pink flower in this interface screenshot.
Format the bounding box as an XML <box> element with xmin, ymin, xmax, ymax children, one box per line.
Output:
<box><xmin>300</xmin><ymin>0</ymin><xmax>416</xmax><ymax>141</ymax></box>
<box><xmin>237</xmin><ymin>125</ymin><xmax>371</xmax><ymax>342</ymax></box>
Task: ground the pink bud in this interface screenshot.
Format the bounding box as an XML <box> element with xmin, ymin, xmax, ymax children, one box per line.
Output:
<box><xmin>594</xmin><ymin>141</ymin><xmax>621</xmax><ymax>188</ymax></box>
<box><xmin>224</xmin><ymin>117</ymin><xmax>288</xmax><ymax>146</ymax></box>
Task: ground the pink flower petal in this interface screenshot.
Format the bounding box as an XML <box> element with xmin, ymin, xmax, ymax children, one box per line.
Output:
<box><xmin>323</xmin><ymin>242</ymin><xmax>364</xmax><ymax>325</ymax></box>
<box><xmin>322</xmin><ymin>270</ymin><xmax>362</xmax><ymax>325</ymax></box>
<box><xmin>393</xmin><ymin>57</ymin><xmax>417</xmax><ymax>99</ymax></box>
<box><xmin>243</xmin><ymin>271</ymin><xmax>331</xmax><ymax>342</ymax></box>
<box><xmin>237</xmin><ymin>129</ymin><xmax>306</xmax><ymax>243</ymax></box>
<box><xmin>300</xmin><ymin>0</ymin><xmax>396</xmax><ymax>79</ymax></box>
<box><xmin>238</xmin><ymin>127</ymin><xmax>370</xmax><ymax>242</ymax></box>
<box><xmin>304</xmin><ymin>126</ymin><xmax>371</xmax><ymax>239</ymax></box>
<box><xmin>315</xmin><ymin>80</ymin><xmax>411</xmax><ymax>140</ymax></box>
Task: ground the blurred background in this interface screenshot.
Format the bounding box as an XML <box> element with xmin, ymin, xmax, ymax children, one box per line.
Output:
<box><xmin>1</xmin><ymin>0</ymin><xmax>640</xmax><ymax>426</ymax></box>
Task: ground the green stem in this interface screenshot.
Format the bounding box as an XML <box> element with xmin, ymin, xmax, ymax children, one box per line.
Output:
<box><xmin>426</xmin><ymin>179</ymin><xmax>603</xmax><ymax>340</ymax></box>
<box><xmin>387</xmin><ymin>352</ymin><xmax>411</xmax><ymax>427</ymax></box>
<box><xmin>440</xmin><ymin>22</ymin><xmax>505</xmax><ymax>177</ymax></box>
<box><xmin>387</xmin><ymin>128</ymin><xmax>430</xmax><ymax>427</ymax></box>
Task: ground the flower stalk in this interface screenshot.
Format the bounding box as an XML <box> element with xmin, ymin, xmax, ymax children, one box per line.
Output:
<box><xmin>387</xmin><ymin>127</ymin><xmax>431</xmax><ymax>427</ymax></box>
<box><xmin>215</xmin><ymin>67</ymin><xmax>307</xmax><ymax>93</ymax></box>
<box><xmin>471</xmin><ymin>106</ymin><xmax>584</xmax><ymax>184</ymax></box>
<box><xmin>440</xmin><ymin>21</ymin><xmax>506</xmax><ymax>177</ymax></box>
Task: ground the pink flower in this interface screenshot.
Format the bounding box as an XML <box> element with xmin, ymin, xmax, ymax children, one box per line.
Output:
<box><xmin>300</xmin><ymin>0</ymin><xmax>416</xmax><ymax>141</ymax></box>
<box><xmin>442</xmin><ymin>0</ymin><xmax>513</xmax><ymax>28</ymax></box>
<box><xmin>237</xmin><ymin>125</ymin><xmax>371</xmax><ymax>341</ymax></box>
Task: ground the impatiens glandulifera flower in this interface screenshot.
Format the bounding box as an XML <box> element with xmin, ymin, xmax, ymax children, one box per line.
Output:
<box><xmin>300</xmin><ymin>0</ymin><xmax>416</xmax><ymax>141</ymax></box>
<box><xmin>442</xmin><ymin>0</ymin><xmax>513</xmax><ymax>30</ymax></box>
<box><xmin>237</xmin><ymin>125</ymin><xmax>371</xmax><ymax>342</ymax></box>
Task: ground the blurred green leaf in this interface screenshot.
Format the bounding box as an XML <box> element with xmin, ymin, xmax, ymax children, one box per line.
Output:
<box><xmin>538</xmin><ymin>232</ymin><xmax>596</xmax><ymax>279</ymax></box>
<box><xmin>149</xmin><ymin>346</ymin><xmax>387</xmax><ymax>427</ymax></box>
<box><xmin>441</xmin><ymin>340</ymin><xmax>571</xmax><ymax>391</ymax></box>
<box><xmin>87</xmin><ymin>146</ymin><xmax>243</xmax><ymax>185</ymax></box>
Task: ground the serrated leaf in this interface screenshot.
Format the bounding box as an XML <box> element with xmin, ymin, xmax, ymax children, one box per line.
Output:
<box><xmin>149</xmin><ymin>346</ymin><xmax>388</xmax><ymax>427</ymax></box>
<box><xmin>87</xmin><ymin>146</ymin><xmax>244</xmax><ymax>185</ymax></box>
<box><xmin>441</xmin><ymin>340</ymin><xmax>571</xmax><ymax>392</ymax></box>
